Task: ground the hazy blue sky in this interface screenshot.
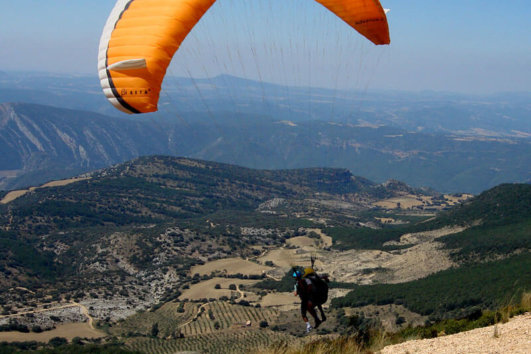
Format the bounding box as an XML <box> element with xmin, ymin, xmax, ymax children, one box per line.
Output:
<box><xmin>1</xmin><ymin>0</ymin><xmax>530</xmax><ymax>93</ymax></box>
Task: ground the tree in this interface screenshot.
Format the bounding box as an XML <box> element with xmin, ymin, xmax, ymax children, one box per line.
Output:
<box><xmin>49</xmin><ymin>337</ymin><xmax>67</xmax><ymax>347</ymax></box>
<box><xmin>259</xmin><ymin>320</ymin><xmax>269</xmax><ymax>328</ymax></box>
<box><xmin>31</xmin><ymin>325</ymin><xmax>42</xmax><ymax>333</ymax></box>
<box><xmin>150</xmin><ymin>322</ymin><xmax>159</xmax><ymax>338</ymax></box>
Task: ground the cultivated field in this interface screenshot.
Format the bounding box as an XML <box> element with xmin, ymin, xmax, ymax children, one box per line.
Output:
<box><xmin>113</xmin><ymin>301</ymin><xmax>291</xmax><ymax>354</ymax></box>
<box><xmin>258</xmin><ymin>248</ymin><xmax>303</xmax><ymax>269</ymax></box>
<box><xmin>180</xmin><ymin>277</ymin><xmax>260</xmax><ymax>301</ymax></box>
<box><xmin>112</xmin><ymin>302</ymin><xmax>195</xmax><ymax>338</ymax></box>
<box><xmin>0</xmin><ymin>177</ymin><xmax>90</xmax><ymax>204</ymax></box>
<box><xmin>191</xmin><ymin>258</ymin><xmax>273</xmax><ymax>276</ymax></box>
<box><xmin>373</xmin><ymin>194</ymin><xmax>472</xmax><ymax>210</ymax></box>
<box><xmin>259</xmin><ymin>292</ymin><xmax>298</xmax><ymax>311</ymax></box>
<box><xmin>286</xmin><ymin>236</ymin><xmax>317</xmax><ymax>248</ymax></box>
<box><xmin>0</xmin><ymin>323</ymin><xmax>104</xmax><ymax>342</ymax></box>
<box><xmin>126</xmin><ymin>328</ymin><xmax>293</xmax><ymax>354</ymax></box>
<box><xmin>180</xmin><ymin>301</ymin><xmax>279</xmax><ymax>336</ymax></box>
<box><xmin>373</xmin><ymin>195</ymin><xmax>428</xmax><ymax>209</ymax></box>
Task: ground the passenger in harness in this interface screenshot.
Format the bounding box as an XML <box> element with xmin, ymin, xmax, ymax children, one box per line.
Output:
<box><xmin>293</xmin><ymin>266</ymin><xmax>329</xmax><ymax>333</ymax></box>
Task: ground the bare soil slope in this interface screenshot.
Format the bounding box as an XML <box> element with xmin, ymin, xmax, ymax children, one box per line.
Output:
<box><xmin>381</xmin><ymin>312</ymin><xmax>531</xmax><ymax>354</ymax></box>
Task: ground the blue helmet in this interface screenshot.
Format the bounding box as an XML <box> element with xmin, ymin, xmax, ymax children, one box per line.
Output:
<box><xmin>292</xmin><ymin>270</ymin><xmax>303</xmax><ymax>278</ymax></box>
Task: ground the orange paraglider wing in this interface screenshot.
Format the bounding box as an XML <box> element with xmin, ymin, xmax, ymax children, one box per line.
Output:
<box><xmin>98</xmin><ymin>0</ymin><xmax>390</xmax><ymax>114</ymax></box>
<box><xmin>315</xmin><ymin>0</ymin><xmax>390</xmax><ymax>45</ymax></box>
<box><xmin>98</xmin><ymin>0</ymin><xmax>216</xmax><ymax>114</ymax></box>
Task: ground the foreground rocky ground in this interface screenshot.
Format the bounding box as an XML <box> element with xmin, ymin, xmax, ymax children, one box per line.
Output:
<box><xmin>380</xmin><ymin>312</ymin><xmax>531</xmax><ymax>354</ymax></box>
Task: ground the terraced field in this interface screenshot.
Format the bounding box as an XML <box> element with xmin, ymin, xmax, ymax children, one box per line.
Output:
<box><xmin>127</xmin><ymin>328</ymin><xmax>293</xmax><ymax>354</ymax></box>
<box><xmin>180</xmin><ymin>301</ymin><xmax>278</xmax><ymax>336</ymax></box>
<box><xmin>115</xmin><ymin>301</ymin><xmax>285</xmax><ymax>353</ymax></box>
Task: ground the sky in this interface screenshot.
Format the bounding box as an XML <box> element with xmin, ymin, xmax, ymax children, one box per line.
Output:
<box><xmin>1</xmin><ymin>0</ymin><xmax>530</xmax><ymax>94</ymax></box>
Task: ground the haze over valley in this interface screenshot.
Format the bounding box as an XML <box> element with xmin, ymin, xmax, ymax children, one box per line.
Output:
<box><xmin>1</xmin><ymin>72</ymin><xmax>529</xmax><ymax>194</ymax></box>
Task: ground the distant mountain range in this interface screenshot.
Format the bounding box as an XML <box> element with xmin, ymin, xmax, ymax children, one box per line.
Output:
<box><xmin>1</xmin><ymin>71</ymin><xmax>530</xmax><ymax>136</ymax></box>
<box><xmin>1</xmin><ymin>71</ymin><xmax>530</xmax><ymax>193</ymax></box>
<box><xmin>1</xmin><ymin>102</ymin><xmax>530</xmax><ymax>193</ymax></box>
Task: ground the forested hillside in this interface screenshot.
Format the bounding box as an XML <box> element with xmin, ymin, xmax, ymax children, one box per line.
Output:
<box><xmin>330</xmin><ymin>184</ymin><xmax>531</xmax><ymax>319</ymax></box>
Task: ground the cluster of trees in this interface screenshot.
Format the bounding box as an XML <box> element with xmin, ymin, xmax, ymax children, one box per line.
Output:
<box><xmin>0</xmin><ymin>230</ymin><xmax>58</xmax><ymax>281</ymax></box>
<box><xmin>254</xmin><ymin>270</ymin><xmax>296</xmax><ymax>292</ymax></box>
<box><xmin>394</xmin><ymin>307</ymin><xmax>522</xmax><ymax>341</ymax></box>
<box><xmin>442</xmin><ymin>219</ymin><xmax>531</xmax><ymax>262</ymax></box>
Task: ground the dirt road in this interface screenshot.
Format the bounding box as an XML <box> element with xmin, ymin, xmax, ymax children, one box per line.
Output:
<box><xmin>178</xmin><ymin>303</ymin><xmax>210</xmax><ymax>328</ymax></box>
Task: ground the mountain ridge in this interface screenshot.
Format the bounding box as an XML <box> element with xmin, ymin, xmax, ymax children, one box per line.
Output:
<box><xmin>2</xmin><ymin>71</ymin><xmax>530</xmax><ymax>134</ymax></box>
<box><xmin>1</xmin><ymin>102</ymin><xmax>529</xmax><ymax>193</ymax></box>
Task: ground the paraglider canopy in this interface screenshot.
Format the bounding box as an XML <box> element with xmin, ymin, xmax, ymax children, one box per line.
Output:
<box><xmin>98</xmin><ymin>0</ymin><xmax>390</xmax><ymax>114</ymax></box>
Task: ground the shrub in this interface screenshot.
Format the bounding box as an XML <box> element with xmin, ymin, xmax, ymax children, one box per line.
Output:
<box><xmin>150</xmin><ymin>323</ymin><xmax>159</xmax><ymax>338</ymax></box>
<box><xmin>49</xmin><ymin>337</ymin><xmax>67</xmax><ymax>347</ymax></box>
<box><xmin>31</xmin><ymin>325</ymin><xmax>42</xmax><ymax>333</ymax></box>
<box><xmin>395</xmin><ymin>316</ymin><xmax>406</xmax><ymax>325</ymax></box>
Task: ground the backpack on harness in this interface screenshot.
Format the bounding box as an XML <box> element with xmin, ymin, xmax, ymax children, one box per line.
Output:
<box><xmin>306</xmin><ymin>273</ymin><xmax>329</xmax><ymax>305</ymax></box>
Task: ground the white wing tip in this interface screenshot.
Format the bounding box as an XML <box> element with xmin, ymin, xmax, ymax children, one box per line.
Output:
<box><xmin>107</xmin><ymin>58</ymin><xmax>147</xmax><ymax>71</ymax></box>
